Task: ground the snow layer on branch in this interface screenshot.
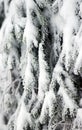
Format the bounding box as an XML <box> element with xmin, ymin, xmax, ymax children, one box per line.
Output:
<box><xmin>1</xmin><ymin>0</ymin><xmax>82</xmax><ymax>129</ymax></box>
<box><xmin>72</xmin><ymin>109</ymin><xmax>82</xmax><ymax>130</ymax></box>
<box><xmin>60</xmin><ymin>0</ymin><xmax>80</xmax><ymax>71</ymax></box>
<box><xmin>16</xmin><ymin>102</ymin><xmax>35</xmax><ymax>130</ymax></box>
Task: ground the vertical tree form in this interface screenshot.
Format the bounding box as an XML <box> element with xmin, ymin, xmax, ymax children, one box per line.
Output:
<box><xmin>0</xmin><ymin>0</ymin><xmax>82</xmax><ymax>130</ymax></box>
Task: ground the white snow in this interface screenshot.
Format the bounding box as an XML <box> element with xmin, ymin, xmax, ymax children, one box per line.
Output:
<box><xmin>16</xmin><ymin>102</ymin><xmax>34</xmax><ymax>130</ymax></box>
<box><xmin>0</xmin><ymin>0</ymin><xmax>82</xmax><ymax>129</ymax></box>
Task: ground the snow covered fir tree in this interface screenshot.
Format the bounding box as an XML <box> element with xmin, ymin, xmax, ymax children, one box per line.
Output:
<box><xmin>0</xmin><ymin>0</ymin><xmax>82</xmax><ymax>129</ymax></box>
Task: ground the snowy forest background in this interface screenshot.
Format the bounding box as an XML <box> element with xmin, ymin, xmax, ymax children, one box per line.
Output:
<box><xmin>0</xmin><ymin>0</ymin><xmax>82</xmax><ymax>130</ymax></box>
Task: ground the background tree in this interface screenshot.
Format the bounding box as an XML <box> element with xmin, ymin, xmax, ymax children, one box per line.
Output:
<box><xmin>0</xmin><ymin>0</ymin><xmax>82</xmax><ymax>130</ymax></box>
